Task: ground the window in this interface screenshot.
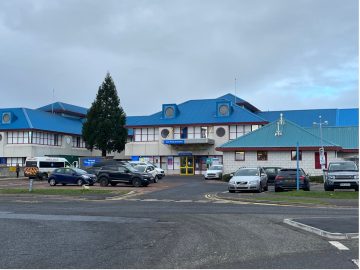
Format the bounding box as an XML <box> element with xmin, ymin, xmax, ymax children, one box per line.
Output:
<box><xmin>6</xmin><ymin>157</ymin><xmax>25</xmax><ymax>166</ymax></box>
<box><xmin>180</xmin><ymin>127</ymin><xmax>188</xmax><ymax>139</ymax></box>
<box><xmin>133</xmin><ymin>128</ymin><xmax>158</xmax><ymax>142</ymax></box>
<box><xmin>39</xmin><ymin>161</ymin><xmax>65</xmax><ymax>168</ymax></box>
<box><xmin>291</xmin><ymin>150</ymin><xmax>302</xmax><ymax>160</ymax></box>
<box><xmin>235</xmin><ymin>152</ymin><xmax>245</xmax><ymax>161</ymax></box>
<box><xmin>72</xmin><ymin>136</ymin><xmax>86</xmax><ymax>148</ymax></box>
<box><xmin>30</xmin><ymin>132</ymin><xmax>62</xmax><ymax>146</ymax></box>
<box><xmin>257</xmin><ymin>151</ymin><xmax>268</xmax><ymax>161</ymax></box>
<box><xmin>229</xmin><ymin>125</ymin><xmax>245</xmax><ymax>140</ymax></box>
<box><xmin>7</xmin><ymin>131</ymin><xmax>30</xmax><ymax>144</ymax></box>
<box><xmin>200</xmin><ymin>127</ymin><xmax>208</xmax><ymax>138</ymax></box>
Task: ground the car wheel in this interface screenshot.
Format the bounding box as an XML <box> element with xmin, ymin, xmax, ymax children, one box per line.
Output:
<box><xmin>132</xmin><ymin>178</ymin><xmax>142</xmax><ymax>187</ymax></box>
<box><xmin>219</xmin><ymin>174</ymin><xmax>223</xmax><ymax>180</ymax></box>
<box><xmin>355</xmin><ymin>187</ymin><xmax>359</xmax><ymax>192</ymax></box>
<box><xmin>110</xmin><ymin>182</ymin><xmax>117</xmax><ymax>187</ymax></box>
<box><xmin>77</xmin><ymin>179</ymin><xmax>83</xmax><ymax>186</ymax></box>
<box><xmin>264</xmin><ymin>184</ymin><xmax>268</xmax><ymax>191</ymax></box>
<box><xmin>204</xmin><ymin>177</ymin><xmax>207</xmax><ymax>180</ymax></box>
<box><xmin>229</xmin><ymin>190</ymin><xmax>235</xmax><ymax>193</ymax></box>
<box><xmin>89</xmin><ymin>183</ymin><xmax>94</xmax><ymax>186</ymax></box>
<box><xmin>154</xmin><ymin>176</ymin><xmax>159</xmax><ymax>183</ymax></box>
<box><xmin>49</xmin><ymin>178</ymin><xmax>56</xmax><ymax>186</ymax></box>
<box><xmin>324</xmin><ymin>183</ymin><xmax>334</xmax><ymax>191</ymax></box>
<box><xmin>257</xmin><ymin>183</ymin><xmax>262</xmax><ymax>193</ymax></box>
<box><xmin>99</xmin><ymin>177</ymin><xmax>109</xmax><ymax>187</ymax></box>
<box><xmin>303</xmin><ymin>187</ymin><xmax>310</xmax><ymax>191</ymax></box>
<box><xmin>62</xmin><ymin>183</ymin><xmax>66</xmax><ymax>186</ymax></box>
<box><xmin>274</xmin><ymin>187</ymin><xmax>281</xmax><ymax>192</ymax></box>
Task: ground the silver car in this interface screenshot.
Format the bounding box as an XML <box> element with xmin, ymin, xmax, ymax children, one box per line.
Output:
<box><xmin>228</xmin><ymin>167</ymin><xmax>268</xmax><ymax>193</ymax></box>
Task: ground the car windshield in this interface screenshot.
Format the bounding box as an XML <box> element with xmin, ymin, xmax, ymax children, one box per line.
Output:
<box><xmin>265</xmin><ymin>168</ymin><xmax>277</xmax><ymax>173</ymax></box>
<box><xmin>235</xmin><ymin>168</ymin><xmax>259</xmax><ymax>176</ymax></box>
<box><xmin>72</xmin><ymin>168</ymin><xmax>88</xmax><ymax>175</ymax></box>
<box><xmin>134</xmin><ymin>165</ymin><xmax>146</xmax><ymax>172</ymax></box>
<box><xmin>328</xmin><ymin>163</ymin><xmax>358</xmax><ymax>171</ymax></box>
<box><xmin>209</xmin><ymin>166</ymin><xmax>222</xmax><ymax>170</ymax></box>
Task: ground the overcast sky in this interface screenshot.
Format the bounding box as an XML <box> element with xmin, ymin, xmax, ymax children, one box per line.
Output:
<box><xmin>0</xmin><ymin>0</ymin><xmax>358</xmax><ymax>116</ymax></box>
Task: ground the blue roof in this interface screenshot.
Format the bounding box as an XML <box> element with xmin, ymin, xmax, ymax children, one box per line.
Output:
<box><xmin>306</xmin><ymin>126</ymin><xmax>358</xmax><ymax>150</ymax></box>
<box><xmin>218</xmin><ymin>119</ymin><xmax>340</xmax><ymax>150</ymax></box>
<box><xmin>0</xmin><ymin>108</ymin><xmax>83</xmax><ymax>135</ymax></box>
<box><xmin>38</xmin><ymin>102</ymin><xmax>88</xmax><ymax>116</ymax></box>
<box><xmin>257</xmin><ymin>108</ymin><xmax>358</xmax><ymax>127</ymax></box>
<box><xmin>126</xmin><ymin>98</ymin><xmax>267</xmax><ymax>127</ymax></box>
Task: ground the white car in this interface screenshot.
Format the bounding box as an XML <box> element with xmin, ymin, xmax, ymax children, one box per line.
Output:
<box><xmin>129</xmin><ymin>161</ymin><xmax>165</xmax><ymax>178</ymax></box>
<box><xmin>228</xmin><ymin>167</ymin><xmax>268</xmax><ymax>193</ymax></box>
<box><xmin>134</xmin><ymin>164</ymin><xmax>160</xmax><ymax>183</ymax></box>
<box><xmin>204</xmin><ymin>165</ymin><xmax>223</xmax><ymax>180</ymax></box>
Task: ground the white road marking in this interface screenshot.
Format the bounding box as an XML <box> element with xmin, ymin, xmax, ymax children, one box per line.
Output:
<box><xmin>352</xmin><ymin>259</ymin><xmax>359</xmax><ymax>267</ymax></box>
<box><xmin>175</xmin><ymin>200</ymin><xmax>193</xmax><ymax>203</ymax></box>
<box><xmin>141</xmin><ymin>199</ymin><xmax>160</xmax><ymax>202</ymax></box>
<box><xmin>328</xmin><ymin>241</ymin><xmax>350</xmax><ymax>251</ymax></box>
<box><xmin>213</xmin><ymin>201</ymin><xmax>229</xmax><ymax>204</ymax></box>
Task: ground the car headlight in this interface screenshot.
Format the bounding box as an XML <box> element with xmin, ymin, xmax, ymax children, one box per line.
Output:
<box><xmin>354</xmin><ymin>175</ymin><xmax>359</xmax><ymax>179</ymax></box>
<box><xmin>82</xmin><ymin>175</ymin><xmax>90</xmax><ymax>179</ymax></box>
<box><xmin>328</xmin><ymin>175</ymin><xmax>335</xmax><ymax>180</ymax></box>
<box><xmin>249</xmin><ymin>180</ymin><xmax>258</xmax><ymax>184</ymax></box>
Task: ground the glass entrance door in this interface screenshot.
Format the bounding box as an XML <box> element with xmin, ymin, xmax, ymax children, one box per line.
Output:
<box><xmin>180</xmin><ymin>156</ymin><xmax>194</xmax><ymax>175</ymax></box>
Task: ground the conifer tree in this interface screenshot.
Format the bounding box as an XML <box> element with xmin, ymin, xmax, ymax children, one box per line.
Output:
<box><xmin>82</xmin><ymin>73</ymin><xmax>127</xmax><ymax>156</ymax></box>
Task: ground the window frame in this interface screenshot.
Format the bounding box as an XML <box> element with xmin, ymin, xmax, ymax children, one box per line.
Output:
<box><xmin>235</xmin><ymin>151</ymin><xmax>245</xmax><ymax>161</ymax></box>
<box><xmin>257</xmin><ymin>151</ymin><xmax>268</xmax><ymax>161</ymax></box>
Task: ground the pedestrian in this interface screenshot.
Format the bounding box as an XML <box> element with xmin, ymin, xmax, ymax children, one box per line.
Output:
<box><xmin>16</xmin><ymin>163</ymin><xmax>20</xmax><ymax>178</ymax></box>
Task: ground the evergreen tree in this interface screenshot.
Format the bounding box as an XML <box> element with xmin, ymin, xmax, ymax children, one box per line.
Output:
<box><xmin>82</xmin><ymin>73</ymin><xmax>127</xmax><ymax>156</ymax></box>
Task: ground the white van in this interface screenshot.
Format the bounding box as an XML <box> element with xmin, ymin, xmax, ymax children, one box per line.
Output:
<box><xmin>24</xmin><ymin>157</ymin><xmax>75</xmax><ymax>180</ymax></box>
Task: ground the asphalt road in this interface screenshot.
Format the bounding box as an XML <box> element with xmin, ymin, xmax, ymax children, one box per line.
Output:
<box><xmin>0</xmin><ymin>176</ymin><xmax>358</xmax><ymax>269</ymax></box>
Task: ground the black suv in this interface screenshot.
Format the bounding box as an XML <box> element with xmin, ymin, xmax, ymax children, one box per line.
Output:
<box><xmin>274</xmin><ymin>168</ymin><xmax>310</xmax><ymax>192</ymax></box>
<box><xmin>97</xmin><ymin>165</ymin><xmax>153</xmax><ymax>187</ymax></box>
<box><xmin>85</xmin><ymin>160</ymin><xmax>128</xmax><ymax>175</ymax></box>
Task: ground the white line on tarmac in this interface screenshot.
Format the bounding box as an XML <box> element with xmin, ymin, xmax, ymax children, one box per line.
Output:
<box><xmin>352</xmin><ymin>259</ymin><xmax>359</xmax><ymax>267</ymax></box>
<box><xmin>328</xmin><ymin>241</ymin><xmax>350</xmax><ymax>251</ymax></box>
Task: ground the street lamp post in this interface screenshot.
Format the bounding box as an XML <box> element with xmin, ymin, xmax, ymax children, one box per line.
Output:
<box><xmin>313</xmin><ymin>115</ymin><xmax>328</xmax><ymax>183</ymax></box>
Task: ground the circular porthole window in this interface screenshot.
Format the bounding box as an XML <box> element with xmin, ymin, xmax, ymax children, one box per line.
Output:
<box><xmin>2</xmin><ymin>113</ymin><xmax>10</xmax><ymax>123</ymax></box>
<box><xmin>216</xmin><ymin>127</ymin><xmax>226</xmax><ymax>137</ymax></box>
<box><xmin>165</xmin><ymin>107</ymin><xmax>174</xmax><ymax>118</ymax></box>
<box><xmin>161</xmin><ymin>129</ymin><xmax>170</xmax><ymax>138</ymax></box>
<box><xmin>219</xmin><ymin>105</ymin><xmax>229</xmax><ymax>116</ymax></box>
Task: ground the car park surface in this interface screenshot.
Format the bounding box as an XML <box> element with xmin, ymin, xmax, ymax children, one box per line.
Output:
<box><xmin>0</xmin><ymin>175</ymin><xmax>357</xmax><ymax>269</ymax></box>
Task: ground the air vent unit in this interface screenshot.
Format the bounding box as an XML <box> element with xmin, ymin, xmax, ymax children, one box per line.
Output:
<box><xmin>162</xmin><ymin>104</ymin><xmax>178</xmax><ymax>119</ymax></box>
<box><xmin>1</xmin><ymin>112</ymin><xmax>12</xmax><ymax>124</ymax></box>
<box><xmin>216</xmin><ymin>101</ymin><xmax>232</xmax><ymax>117</ymax></box>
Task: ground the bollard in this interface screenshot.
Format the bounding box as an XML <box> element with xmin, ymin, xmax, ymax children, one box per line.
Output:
<box><xmin>29</xmin><ymin>178</ymin><xmax>33</xmax><ymax>192</ymax></box>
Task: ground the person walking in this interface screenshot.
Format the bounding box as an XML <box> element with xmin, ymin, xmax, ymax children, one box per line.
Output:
<box><xmin>16</xmin><ymin>163</ymin><xmax>20</xmax><ymax>178</ymax></box>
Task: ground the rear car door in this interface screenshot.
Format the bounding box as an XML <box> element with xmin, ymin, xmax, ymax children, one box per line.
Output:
<box><xmin>63</xmin><ymin>168</ymin><xmax>77</xmax><ymax>184</ymax></box>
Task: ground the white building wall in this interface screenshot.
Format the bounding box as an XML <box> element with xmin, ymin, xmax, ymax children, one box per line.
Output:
<box><xmin>1</xmin><ymin>132</ymin><xmax>101</xmax><ymax>160</ymax></box>
<box><xmin>223</xmin><ymin>151</ymin><xmax>342</xmax><ymax>176</ymax></box>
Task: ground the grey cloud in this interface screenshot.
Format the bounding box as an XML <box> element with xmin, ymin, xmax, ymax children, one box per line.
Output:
<box><xmin>0</xmin><ymin>0</ymin><xmax>357</xmax><ymax>115</ymax></box>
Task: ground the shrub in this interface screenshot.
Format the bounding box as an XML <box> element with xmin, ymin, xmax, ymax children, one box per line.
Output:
<box><xmin>222</xmin><ymin>173</ymin><xmax>233</xmax><ymax>182</ymax></box>
<box><xmin>309</xmin><ymin>175</ymin><xmax>324</xmax><ymax>183</ymax></box>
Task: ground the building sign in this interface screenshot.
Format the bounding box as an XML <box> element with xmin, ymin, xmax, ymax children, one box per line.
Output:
<box><xmin>178</xmin><ymin>152</ymin><xmax>192</xmax><ymax>156</ymax></box>
<box><xmin>82</xmin><ymin>158</ymin><xmax>101</xmax><ymax>167</ymax></box>
<box><xmin>163</xmin><ymin>140</ymin><xmax>185</xmax><ymax>145</ymax></box>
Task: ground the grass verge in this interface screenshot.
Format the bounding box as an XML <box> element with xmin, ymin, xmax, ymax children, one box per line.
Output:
<box><xmin>0</xmin><ymin>188</ymin><xmax>130</xmax><ymax>196</ymax></box>
<box><xmin>274</xmin><ymin>190</ymin><xmax>359</xmax><ymax>199</ymax></box>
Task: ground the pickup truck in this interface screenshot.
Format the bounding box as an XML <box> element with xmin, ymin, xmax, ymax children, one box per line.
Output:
<box><xmin>324</xmin><ymin>161</ymin><xmax>359</xmax><ymax>191</ymax></box>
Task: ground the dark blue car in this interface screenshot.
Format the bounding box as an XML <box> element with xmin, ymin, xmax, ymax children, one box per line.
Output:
<box><xmin>48</xmin><ymin>168</ymin><xmax>97</xmax><ymax>186</ymax></box>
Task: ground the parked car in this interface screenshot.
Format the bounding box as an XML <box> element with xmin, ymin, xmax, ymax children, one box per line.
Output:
<box><xmin>204</xmin><ymin>165</ymin><xmax>223</xmax><ymax>180</ymax></box>
<box><xmin>84</xmin><ymin>160</ymin><xmax>127</xmax><ymax>175</ymax></box>
<box><xmin>129</xmin><ymin>161</ymin><xmax>165</xmax><ymax>178</ymax></box>
<box><xmin>274</xmin><ymin>168</ymin><xmax>310</xmax><ymax>192</ymax></box>
<box><xmin>263</xmin><ymin>167</ymin><xmax>282</xmax><ymax>183</ymax></box>
<box><xmin>134</xmin><ymin>164</ymin><xmax>159</xmax><ymax>183</ymax></box>
<box><xmin>228</xmin><ymin>167</ymin><xmax>268</xmax><ymax>193</ymax></box>
<box><xmin>48</xmin><ymin>168</ymin><xmax>97</xmax><ymax>186</ymax></box>
<box><xmin>97</xmin><ymin>165</ymin><xmax>153</xmax><ymax>187</ymax></box>
<box><xmin>324</xmin><ymin>161</ymin><xmax>359</xmax><ymax>191</ymax></box>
